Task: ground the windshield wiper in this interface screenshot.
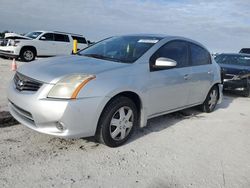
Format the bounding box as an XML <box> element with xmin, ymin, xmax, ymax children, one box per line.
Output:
<box><xmin>83</xmin><ymin>53</ymin><xmax>107</xmax><ymax>59</ymax></box>
<box><xmin>81</xmin><ymin>53</ymin><xmax>125</xmax><ymax>63</ymax></box>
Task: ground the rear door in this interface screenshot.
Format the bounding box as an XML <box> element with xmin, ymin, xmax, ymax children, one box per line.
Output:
<box><xmin>188</xmin><ymin>42</ymin><xmax>213</xmax><ymax>104</ymax></box>
<box><xmin>147</xmin><ymin>40</ymin><xmax>192</xmax><ymax>116</ymax></box>
<box><xmin>54</xmin><ymin>33</ymin><xmax>71</xmax><ymax>55</ymax></box>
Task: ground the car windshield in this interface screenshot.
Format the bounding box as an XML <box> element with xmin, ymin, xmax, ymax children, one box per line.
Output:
<box><xmin>25</xmin><ymin>32</ymin><xmax>43</xmax><ymax>39</ymax></box>
<box><xmin>78</xmin><ymin>36</ymin><xmax>162</xmax><ymax>63</ymax></box>
<box><xmin>215</xmin><ymin>54</ymin><xmax>250</xmax><ymax>66</ymax></box>
<box><xmin>240</xmin><ymin>48</ymin><xmax>250</xmax><ymax>54</ymax></box>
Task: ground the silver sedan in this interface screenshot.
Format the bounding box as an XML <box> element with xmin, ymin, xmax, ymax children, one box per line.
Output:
<box><xmin>7</xmin><ymin>34</ymin><xmax>223</xmax><ymax>147</ymax></box>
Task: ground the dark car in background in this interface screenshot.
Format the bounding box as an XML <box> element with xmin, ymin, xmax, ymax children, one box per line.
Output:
<box><xmin>215</xmin><ymin>53</ymin><xmax>250</xmax><ymax>97</ymax></box>
<box><xmin>239</xmin><ymin>48</ymin><xmax>250</xmax><ymax>54</ymax></box>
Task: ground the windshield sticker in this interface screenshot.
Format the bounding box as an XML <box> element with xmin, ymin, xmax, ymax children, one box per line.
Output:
<box><xmin>138</xmin><ymin>39</ymin><xmax>159</xmax><ymax>44</ymax></box>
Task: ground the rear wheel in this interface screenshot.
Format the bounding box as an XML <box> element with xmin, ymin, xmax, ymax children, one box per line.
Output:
<box><xmin>20</xmin><ymin>48</ymin><xmax>36</xmax><ymax>62</ymax></box>
<box><xmin>96</xmin><ymin>96</ymin><xmax>138</xmax><ymax>147</ymax></box>
<box><xmin>201</xmin><ymin>86</ymin><xmax>219</xmax><ymax>113</ymax></box>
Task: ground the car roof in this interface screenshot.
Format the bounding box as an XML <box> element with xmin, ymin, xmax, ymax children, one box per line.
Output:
<box><xmin>31</xmin><ymin>31</ymin><xmax>83</xmax><ymax>37</ymax></box>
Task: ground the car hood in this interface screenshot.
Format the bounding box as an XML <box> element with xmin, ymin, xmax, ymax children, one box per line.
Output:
<box><xmin>5</xmin><ymin>33</ymin><xmax>31</xmax><ymax>40</ymax></box>
<box><xmin>17</xmin><ymin>55</ymin><xmax>128</xmax><ymax>84</ymax></box>
<box><xmin>219</xmin><ymin>63</ymin><xmax>250</xmax><ymax>75</ymax></box>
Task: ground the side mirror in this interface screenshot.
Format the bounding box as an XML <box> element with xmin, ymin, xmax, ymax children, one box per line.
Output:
<box><xmin>40</xmin><ymin>36</ymin><xmax>46</xmax><ymax>40</ymax></box>
<box><xmin>155</xmin><ymin>57</ymin><xmax>177</xmax><ymax>68</ymax></box>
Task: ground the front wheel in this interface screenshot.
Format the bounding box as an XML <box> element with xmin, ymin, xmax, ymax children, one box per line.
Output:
<box><xmin>20</xmin><ymin>48</ymin><xmax>35</xmax><ymax>62</ymax></box>
<box><xmin>96</xmin><ymin>96</ymin><xmax>138</xmax><ymax>147</ymax></box>
<box><xmin>200</xmin><ymin>86</ymin><xmax>219</xmax><ymax>113</ymax></box>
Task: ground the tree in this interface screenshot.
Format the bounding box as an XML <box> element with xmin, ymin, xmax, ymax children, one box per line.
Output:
<box><xmin>0</xmin><ymin>30</ymin><xmax>10</xmax><ymax>38</ymax></box>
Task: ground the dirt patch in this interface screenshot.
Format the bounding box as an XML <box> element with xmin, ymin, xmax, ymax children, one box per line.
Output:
<box><xmin>0</xmin><ymin>111</ymin><xmax>18</xmax><ymax>127</ymax></box>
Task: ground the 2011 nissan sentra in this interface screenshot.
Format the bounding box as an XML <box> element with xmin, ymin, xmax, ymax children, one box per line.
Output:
<box><xmin>7</xmin><ymin>34</ymin><xmax>223</xmax><ymax>147</ymax></box>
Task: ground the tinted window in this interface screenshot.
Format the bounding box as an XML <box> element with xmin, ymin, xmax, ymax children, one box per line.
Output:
<box><xmin>54</xmin><ymin>34</ymin><xmax>69</xmax><ymax>42</ymax></box>
<box><xmin>72</xmin><ymin>36</ymin><xmax>87</xmax><ymax>44</ymax></box>
<box><xmin>40</xmin><ymin>33</ymin><xmax>54</xmax><ymax>41</ymax></box>
<box><xmin>150</xmin><ymin>40</ymin><xmax>189</xmax><ymax>69</ymax></box>
<box><xmin>190</xmin><ymin>43</ymin><xmax>211</xmax><ymax>66</ymax></box>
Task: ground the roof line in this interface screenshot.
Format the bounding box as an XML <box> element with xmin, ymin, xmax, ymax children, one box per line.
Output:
<box><xmin>53</xmin><ymin>31</ymin><xmax>83</xmax><ymax>36</ymax></box>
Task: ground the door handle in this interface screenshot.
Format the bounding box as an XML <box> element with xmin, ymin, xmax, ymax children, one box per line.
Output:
<box><xmin>208</xmin><ymin>71</ymin><xmax>213</xmax><ymax>74</ymax></box>
<box><xmin>184</xmin><ymin>74</ymin><xmax>189</xmax><ymax>80</ymax></box>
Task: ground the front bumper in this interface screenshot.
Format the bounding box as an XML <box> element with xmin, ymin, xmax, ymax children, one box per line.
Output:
<box><xmin>0</xmin><ymin>46</ymin><xmax>20</xmax><ymax>58</ymax></box>
<box><xmin>7</xmin><ymin>80</ymin><xmax>108</xmax><ymax>138</ymax></box>
<box><xmin>223</xmin><ymin>78</ymin><xmax>248</xmax><ymax>91</ymax></box>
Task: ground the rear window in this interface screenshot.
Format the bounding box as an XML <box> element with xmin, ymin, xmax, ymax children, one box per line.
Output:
<box><xmin>72</xmin><ymin>36</ymin><xmax>87</xmax><ymax>44</ymax></box>
<box><xmin>190</xmin><ymin>43</ymin><xmax>211</xmax><ymax>66</ymax></box>
<box><xmin>54</xmin><ymin>34</ymin><xmax>70</xmax><ymax>42</ymax></box>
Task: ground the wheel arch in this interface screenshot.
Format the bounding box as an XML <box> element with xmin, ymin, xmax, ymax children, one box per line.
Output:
<box><xmin>207</xmin><ymin>82</ymin><xmax>223</xmax><ymax>103</ymax></box>
<box><xmin>20</xmin><ymin>46</ymin><xmax>37</xmax><ymax>56</ymax></box>
<box><xmin>95</xmin><ymin>90</ymin><xmax>146</xmax><ymax>136</ymax></box>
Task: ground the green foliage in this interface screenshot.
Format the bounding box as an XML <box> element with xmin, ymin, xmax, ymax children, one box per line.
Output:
<box><xmin>0</xmin><ymin>30</ymin><xmax>10</xmax><ymax>38</ymax></box>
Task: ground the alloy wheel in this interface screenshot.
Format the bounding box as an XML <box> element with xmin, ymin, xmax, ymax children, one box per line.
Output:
<box><xmin>208</xmin><ymin>89</ymin><xmax>218</xmax><ymax>110</ymax></box>
<box><xmin>23</xmin><ymin>50</ymin><xmax>34</xmax><ymax>61</ymax></box>
<box><xmin>109</xmin><ymin>106</ymin><xmax>134</xmax><ymax>141</ymax></box>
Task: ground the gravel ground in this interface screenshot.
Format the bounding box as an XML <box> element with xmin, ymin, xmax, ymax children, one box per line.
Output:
<box><xmin>0</xmin><ymin>58</ymin><xmax>250</xmax><ymax>188</ymax></box>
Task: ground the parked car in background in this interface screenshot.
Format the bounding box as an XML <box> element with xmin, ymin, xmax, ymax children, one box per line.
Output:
<box><xmin>215</xmin><ymin>53</ymin><xmax>250</xmax><ymax>97</ymax></box>
<box><xmin>0</xmin><ymin>31</ymin><xmax>88</xmax><ymax>62</ymax></box>
<box><xmin>7</xmin><ymin>34</ymin><xmax>222</xmax><ymax>147</ymax></box>
<box><xmin>239</xmin><ymin>48</ymin><xmax>250</xmax><ymax>54</ymax></box>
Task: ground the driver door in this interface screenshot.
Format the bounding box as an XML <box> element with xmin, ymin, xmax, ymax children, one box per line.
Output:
<box><xmin>37</xmin><ymin>33</ymin><xmax>57</xmax><ymax>56</ymax></box>
<box><xmin>147</xmin><ymin>40</ymin><xmax>192</xmax><ymax>116</ymax></box>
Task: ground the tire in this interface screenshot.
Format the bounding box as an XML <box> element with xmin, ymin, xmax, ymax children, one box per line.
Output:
<box><xmin>242</xmin><ymin>86</ymin><xmax>250</xmax><ymax>97</ymax></box>
<box><xmin>200</xmin><ymin>86</ymin><xmax>219</xmax><ymax>113</ymax></box>
<box><xmin>20</xmin><ymin>48</ymin><xmax>36</xmax><ymax>62</ymax></box>
<box><xmin>96</xmin><ymin>96</ymin><xmax>138</xmax><ymax>147</ymax></box>
<box><xmin>0</xmin><ymin>56</ymin><xmax>8</xmax><ymax>59</ymax></box>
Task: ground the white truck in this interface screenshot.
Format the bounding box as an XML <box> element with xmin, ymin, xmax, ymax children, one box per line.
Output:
<box><xmin>0</xmin><ymin>31</ymin><xmax>89</xmax><ymax>62</ymax></box>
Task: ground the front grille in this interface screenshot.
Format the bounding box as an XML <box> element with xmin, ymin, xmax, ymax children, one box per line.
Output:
<box><xmin>14</xmin><ymin>72</ymin><xmax>43</xmax><ymax>92</ymax></box>
<box><xmin>224</xmin><ymin>74</ymin><xmax>235</xmax><ymax>80</ymax></box>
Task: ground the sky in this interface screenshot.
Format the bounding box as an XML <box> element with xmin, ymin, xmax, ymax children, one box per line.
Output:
<box><xmin>0</xmin><ymin>0</ymin><xmax>250</xmax><ymax>53</ymax></box>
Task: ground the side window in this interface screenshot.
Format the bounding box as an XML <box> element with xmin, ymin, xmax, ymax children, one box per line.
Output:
<box><xmin>190</xmin><ymin>43</ymin><xmax>211</xmax><ymax>66</ymax></box>
<box><xmin>150</xmin><ymin>40</ymin><xmax>189</xmax><ymax>70</ymax></box>
<box><xmin>54</xmin><ymin>34</ymin><xmax>70</xmax><ymax>42</ymax></box>
<box><xmin>40</xmin><ymin>33</ymin><xmax>54</xmax><ymax>41</ymax></box>
<box><xmin>72</xmin><ymin>36</ymin><xmax>87</xmax><ymax>44</ymax></box>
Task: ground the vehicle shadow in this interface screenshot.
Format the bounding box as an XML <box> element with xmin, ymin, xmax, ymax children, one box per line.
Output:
<box><xmin>127</xmin><ymin>93</ymin><xmax>237</xmax><ymax>145</ymax></box>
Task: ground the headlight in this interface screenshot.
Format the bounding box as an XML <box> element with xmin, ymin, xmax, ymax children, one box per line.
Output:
<box><xmin>9</xmin><ymin>40</ymin><xmax>20</xmax><ymax>46</ymax></box>
<box><xmin>47</xmin><ymin>74</ymin><xmax>95</xmax><ymax>99</ymax></box>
